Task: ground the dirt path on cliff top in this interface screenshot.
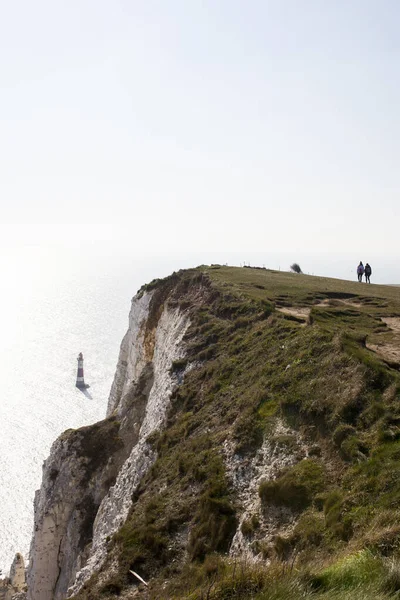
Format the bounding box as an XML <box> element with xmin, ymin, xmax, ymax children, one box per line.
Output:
<box><xmin>277</xmin><ymin>307</ymin><xmax>310</xmax><ymax>321</ymax></box>
<box><xmin>277</xmin><ymin>299</ymin><xmax>364</xmax><ymax>321</ymax></box>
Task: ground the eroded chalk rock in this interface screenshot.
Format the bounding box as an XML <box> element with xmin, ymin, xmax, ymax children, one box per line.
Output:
<box><xmin>0</xmin><ymin>553</ymin><xmax>26</xmax><ymax>600</ymax></box>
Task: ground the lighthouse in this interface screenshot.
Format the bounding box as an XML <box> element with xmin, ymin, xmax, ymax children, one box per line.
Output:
<box><xmin>76</xmin><ymin>352</ymin><xmax>89</xmax><ymax>389</ymax></box>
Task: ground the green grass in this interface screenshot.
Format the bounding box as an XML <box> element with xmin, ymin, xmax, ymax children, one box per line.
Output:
<box><xmin>207</xmin><ymin>266</ymin><xmax>400</xmax><ymax>311</ymax></box>
<box><xmin>70</xmin><ymin>266</ymin><xmax>400</xmax><ymax>600</ymax></box>
<box><xmin>146</xmin><ymin>552</ymin><xmax>400</xmax><ymax>599</ymax></box>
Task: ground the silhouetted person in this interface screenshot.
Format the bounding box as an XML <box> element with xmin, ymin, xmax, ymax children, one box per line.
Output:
<box><xmin>365</xmin><ymin>263</ymin><xmax>372</xmax><ymax>283</ymax></box>
<box><xmin>357</xmin><ymin>261</ymin><xmax>364</xmax><ymax>282</ymax></box>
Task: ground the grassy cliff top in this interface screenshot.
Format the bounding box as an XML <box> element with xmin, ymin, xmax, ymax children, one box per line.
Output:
<box><xmin>206</xmin><ymin>265</ymin><xmax>400</xmax><ymax>308</ymax></box>
<box><xmin>207</xmin><ymin>265</ymin><xmax>400</xmax><ymax>369</ymax></box>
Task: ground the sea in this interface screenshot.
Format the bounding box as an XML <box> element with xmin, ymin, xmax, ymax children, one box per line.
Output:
<box><xmin>0</xmin><ymin>244</ymin><xmax>174</xmax><ymax>574</ymax></box>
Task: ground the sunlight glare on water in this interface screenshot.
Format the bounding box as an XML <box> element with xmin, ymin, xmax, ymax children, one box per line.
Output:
<box><xmin>0</xmin><ymin>245</ymin><xmax>143</xmax><ymax>572</ymax></box>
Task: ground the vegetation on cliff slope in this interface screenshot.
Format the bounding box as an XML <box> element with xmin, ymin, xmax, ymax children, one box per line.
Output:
<box><xmin>71</xmin><ymin>266</ymin><xmax>400</xmax><ymax>600</ymax></box>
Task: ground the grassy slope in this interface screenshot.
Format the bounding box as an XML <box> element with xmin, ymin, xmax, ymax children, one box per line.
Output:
<box><xmin>209</xmin><ymin>266</ymin><xmax>400</xmax><ymax>304</ymax></box>
<box><xmin>72</xmin><ymin>266</ymin><xmax>400</xmax><ymax>600</ymax></box>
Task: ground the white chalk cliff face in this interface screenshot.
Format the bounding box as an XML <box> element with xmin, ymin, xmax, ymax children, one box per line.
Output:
<box><xmin>27</xmin><ymin>289</ymin><xmax>190</xmax><ymax>600</ymax></box>
<box><xmin>106</xmin><ymin>291</ymin><xmax>153</xmax><ymax>416</ymax></box>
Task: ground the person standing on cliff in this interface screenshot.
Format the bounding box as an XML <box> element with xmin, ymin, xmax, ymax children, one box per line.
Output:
<box><xmin>357</xmin><ymin>261</ymin><xmax>364</xmax><ymax>282</ymax></box>
<box><xmin>365</xmin><ymin>263</ymin><xmax>372</xmax><ymax>283</ymax></box>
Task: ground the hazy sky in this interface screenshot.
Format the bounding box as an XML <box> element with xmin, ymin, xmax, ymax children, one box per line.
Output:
<box><xmin>1</xmin><ymin>1</ymin><xmax>399</xmax><ymax>268</ymax></box>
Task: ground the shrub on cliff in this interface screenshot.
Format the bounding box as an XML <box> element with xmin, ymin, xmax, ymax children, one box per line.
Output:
<box><xmin>259</xmin><ymin>460</ymin><xmax>325</xmax><ymax>511</ymax></box>
<box><xmin>290</xmin><ymin>263</ymin><xmax>303</xmax><ymax>274</ymax></box>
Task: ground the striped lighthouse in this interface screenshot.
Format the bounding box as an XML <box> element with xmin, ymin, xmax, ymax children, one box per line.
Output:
<box><xmin>76</xmin><ymin>352</ymin><xmax>89</xmax><ymax>389</ymax></box>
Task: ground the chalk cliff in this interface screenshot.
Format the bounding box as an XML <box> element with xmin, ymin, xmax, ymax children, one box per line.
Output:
<box><xmin>27</xmin><ymin>273</ymin><xmax>199</xmax><ymax>600</ymax></box>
